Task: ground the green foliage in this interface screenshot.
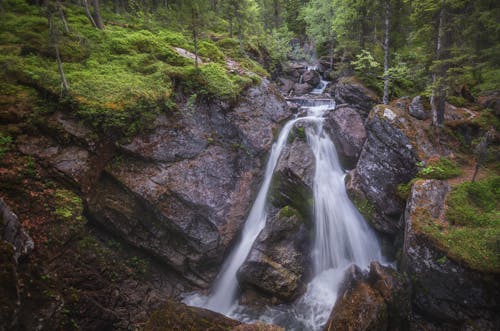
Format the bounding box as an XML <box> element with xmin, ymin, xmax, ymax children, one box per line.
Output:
<box><xmin>416</xmin><ymin>175</ymin><xmax>500</xmax><ymax>273</ymax></box>
<box><xmin>52</xmin><ymin>189</ymin><xmax>84</xmax><ymax>222</ymax></box>
<box><xmin>446</xmin><ymin>176</ymin><xmax>499</xmax><ymax>227</ymax></box>
<box><xmin>418</xmin><ymin>157</ymin><xmax>462</xmax><ymax>180</ymax></box>
<box><xmin>0</xmin><ymin>133</ymin><xmax>13</xmax><ymax>159</ymax></box>
<box><xmin>198</xmin><ymin>40</ymin><xmax>225</xmax><ymax>63</ymax></box>
<box><xmin>279</xmin><ymin>205</ymin><xmax>299</xmax><ymax>218</ymax></box>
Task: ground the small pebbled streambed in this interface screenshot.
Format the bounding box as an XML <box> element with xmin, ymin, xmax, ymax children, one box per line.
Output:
<box><xmin>185</xmin><ymin>97</ymin><xmax>387</xmax><ymax>330</ymax></box>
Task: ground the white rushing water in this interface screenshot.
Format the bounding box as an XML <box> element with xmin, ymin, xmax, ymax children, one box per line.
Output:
<box><xmin>310</xmin><ymin>78</ymin><xmax>329</xmax><ymax>95</ymax></box>
<box><xmin>185</xmin><ymin>104</ymin><xmax>383</xmax><ymax>330</ymax></box>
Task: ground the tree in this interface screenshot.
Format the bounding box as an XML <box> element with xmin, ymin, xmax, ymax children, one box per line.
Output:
<box><xmin>382</xmin><ymin>0</ymin><xmax>390</xmax><ymax>104</ymax></box>
<box><xmin>301</xmin><ymin>0</ymin><xmax>335</xmax><ymax>67</ymax></box>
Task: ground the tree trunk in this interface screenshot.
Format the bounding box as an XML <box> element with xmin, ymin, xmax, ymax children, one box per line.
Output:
<box><xmin>83</xmin><ymin>0</ymin><xmax>97</xmax><ymax>28</ymax></box>
<box><xmin>92</xmin><ymin>0</ymin><xmax>104</xmax><ymax>29</ymax></box>
<box><xmin>57</xmin><ymin>1</ymin><xmax>70</xmax><ymax>34</ymax></box>
<box><xmin>382</xmin><ymin>0</ymin><xmax>390</xmax><ymax>105</ymax></box>
<box><xmin>329</xmin><ymin>38</ymin><xmax>334</xmax><ymax>70</ymax></box>
<box><xmin>192</xmin><ymin>8</ymin><xmax>198</xmax><ymax>69</ymax></box>
<box><xmin>431</xmin><ymin>4</ymin><xmax>445</xmax><ymax>127</ymax></box>
<box><xmin>47</xmin><ymin>8</ymin><xmax>69</xmax><ymax>93</ymax></box>
<box><xmin>229</xmin><ymin>17</ymin><xmax>233</xmax><ymax>38</ymax></box>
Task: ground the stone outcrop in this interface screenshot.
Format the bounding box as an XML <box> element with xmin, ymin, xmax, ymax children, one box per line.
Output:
<box><xmin>17</xmin><ymin>80</ymin><xmax>291</xmax><ymax>287</ymax></box>
<box><xmin>237</xmin><ymin>206</ymin><xmax>310</xmax><ymax>301</ymax></box>
<box><xmin>1</xmin><ymin>198</ymin><xmax>34</xmax><ymax>261</ymax></box>
<box><xmin>324</xmin><ymin>106</ymin><xmax>367</xmax><ymax>169</ymax></box>
<box><xmin>145</xmin><ymin>300</ymin><xmax>283</xmax><ymax>331</ymax></box>
<box><xmin>347</xmin><ymin>106</ymin><xmax>419</xmax><ymax>235</ymax></box>
<box><xmin>269</xmin><ymin>135</ymin><xmax>315</xmax><ymax>218</ymax></box>
<box><xmin>402</xmin><ymin>179</ymin><xmax>500</xmax><ymax>329</ymax></box>
<box><xmin>324</xmin><ymin>262</ymin><xmax>411</xmax><ymax>331</ymax></box>
<box><xmin>409</xmin><ymin>96</ymin><xmax>428</xmax><ymax>120</ymax></box>
<box><xmin>332</xmin><ymin>77</ymin><xmax>379</xmax><ymax>118</ymax></box>
<box><xmin>238</xmin><ymin>135</ymin><xmax>315</xmax><ymax>301</ymax></box>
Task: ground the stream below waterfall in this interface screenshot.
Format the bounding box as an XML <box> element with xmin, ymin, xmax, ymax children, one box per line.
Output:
<box><xmin>185</xmin><ymin>99</ymin><xmax>385</xmax><ymax>330</ymax></box>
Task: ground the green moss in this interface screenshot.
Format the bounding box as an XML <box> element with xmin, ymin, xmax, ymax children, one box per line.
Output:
<box><xmin>396</xmin><ymin>179</ymin><xmax>418</xmax><ymax>201</ymax></box>
<box><xmin>351</xmin><ymin>195</ymin><xmax>376</xmax><ymax>221</ymax></box>
<box><xmin>417</xmin><ymin>176</ymin><xmax>500</xmax><ymax>273</ymax></box>
<box><xmin>278</xmin><ymin>205</ymin><xmax>299</xmax><ymax>218</ymax></box>
<box><xmin>446</xmin><ymin>176</ymin><xmax>499</xmax><ymax>227</ymax></box>
<box><xmin>418</xmin><ymin>157</ymin><xmax>462</xmax><ymax>180</ymax></box>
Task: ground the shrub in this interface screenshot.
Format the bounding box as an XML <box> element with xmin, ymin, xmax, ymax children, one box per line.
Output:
<box><xmin>418</xmin><ymin>157</ymin><xmax>462</xmax><ymax>179</ymax></box>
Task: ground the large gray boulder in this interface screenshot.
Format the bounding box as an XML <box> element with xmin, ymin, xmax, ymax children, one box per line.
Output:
<box><xmin>347</xmin><ymin>106</ymin><xmax>419</xmax><ymax>235</ymax></box>
<box><xmin>324</xmin><ymin>262</ymin><xmax>411</xmax><ymax>331</ymax></box>
<box><xmin>333</xmin><ymin>77</ymin><xmax>380</xmax><ymax>118</ymax></box>
<box><xmin>1</xmin><ymin>198</ymin><xmax>34</xmax><ymax>261</ymax></box>
<box><xmin>409</xmin><ymin>96</ymin><xmax>428</xmax><ymax>120</ymax></box>
<box><xmin>402</xmin><ymin>179</ymin><xmax>500</xmax><ymax>329</ymax></box>
<box><xmin>269</xmin><ymin>135</ymin><xmax>315</xmax><ymax>218</ymax></box>
<box><xmin>324</xmin><ymin>106</ymin><xmax>367</xmax><ymax>169</ymax></box>
<box><xmin>237</xmin><ymin>206</ymin><xmax>310</xmax><ymax>301</ymax></box>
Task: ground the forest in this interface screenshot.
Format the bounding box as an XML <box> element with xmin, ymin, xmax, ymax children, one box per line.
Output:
<box><xmin>0</xmin><ymin>0</ymin><xmax>499</xmax><ymax>330</ymax></box>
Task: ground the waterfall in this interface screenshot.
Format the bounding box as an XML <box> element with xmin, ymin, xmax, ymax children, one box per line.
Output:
<box><xmin>184</xmin><ymin>104</ymin><xmax>383</xmax><ymax>330</ymax></box>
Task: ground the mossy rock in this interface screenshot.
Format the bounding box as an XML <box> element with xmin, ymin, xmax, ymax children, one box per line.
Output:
<box><xmin>145</xmin><ymin>300</ymin><xmax>240</xmax><ymax>331</ymax></box>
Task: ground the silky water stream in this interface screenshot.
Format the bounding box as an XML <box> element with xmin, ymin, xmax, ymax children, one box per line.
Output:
<box><xmin>185</xmin><ymin>102</ymin><xmax>384</xmax><ymax>330</ymax></box>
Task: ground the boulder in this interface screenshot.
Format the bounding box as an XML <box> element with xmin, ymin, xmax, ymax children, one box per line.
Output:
<box><xmin>278</xmin><ymin>78</ymin><xmax>295</xmax><ymax>95</ymax></box>
<box><xmin>237</xmin><ymin>206</ymin><xmax>310</xmax><ymax>301</ymax></box>
<box><xmin>409</xmin><ymin>96</ymin><xmax>428</xmax><ymax>120</ymax></box>
<box><xmin>402</xmin><ymin>179</ymin><xmax>500</xmax><ymax>329</ymax></box>
<box><xmin>324</xmin><ymin>106</ymin><xmax>367</xmax><ymax>169</ymax></box>
<box><xmin>269</xmin><ymin>136</ymin><xmax>315</xmax><ymax>218</ymax></box>
<box><xmin>145</xmin><ymin>299</ymin><xmax>284</xmax><ymax>331</ymax></box>
<box><xmin>1</xmin><ymin>198</ymin><xmax>34</xmax><ymax>261</ymax></box>
<box><xmin>301</xmin><ymin>70</ymin><xmax>321</xmax><ymax>87</ymax></box>
<box><xmin>347</xmin><ymin>106</ymin><xmax>419</xmax><ymax>235</ymax></box>
<box><xmin>333</xmin><ymin>77</ymin><xmax>379</xmax><ymax>118</ymax></box>
<box><xmin>145</xmin><ymin>299</ymin><xmax>240</xmax><ymax>331</ymax></box>
<box><xmin>324</xmin><ymin>262</ymin><xmax>411</xmax><ymax>331</ymax></box>
<box><xmin>293</xmin><ymin>83</ymin><xmax>314</xmax><ymax>96</ymax></box>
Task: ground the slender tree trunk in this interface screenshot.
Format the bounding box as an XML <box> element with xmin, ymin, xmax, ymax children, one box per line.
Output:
<box><xmin>383</xmin><ymin>0</ymin><xmax>390</xmax><ymax>105</ymax></box>
<box><xmin>192</xmin><ymin>8</ymin><xmax>198</xmax><ymax>69</ymax></box>
<box><xmin>431</xmin><ymin>4</ymin><xmax>445</xmax><ymax>127</ymax></box>
<box><xmin>57</xmin><ymin>1</ymin><xmax>70</xmax><ymax>34</ymax></box>
<box><xmin>47</xmin><ymin>8</ymin><xmax>69</xmax><ymax>93</ymax></box>
<box><xmin>329</xmin><ymin>38</ymin><xmax>334</xmax><ymax>70</ymax></box>
<box><xmin>229</xmin><ymin>17</ymin><xmax>233</xmax><ymax>38</ymax></box>
<box><xmin>92</xmin><ymin>0</ymin><xmax>104</xmax><ymax>29</ymax></box>
<box><xmin>83</xmin><ymin>0</ymin><xmax>97</xmax><ymax>28</ymax></box>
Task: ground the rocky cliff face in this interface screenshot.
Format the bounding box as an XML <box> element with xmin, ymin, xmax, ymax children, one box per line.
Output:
<box><xmin>15</xmin><ymin>79</ymin><xmax>291</xmax><ymax>288</ymax></box>
<box><xmin>347</xmin><ymin>105</ymin><xmax>419</xmax><ymax>235</ymax></box>
<box><xmin>402</xmin><ymin>180</ymin><xmax>500</xmax><ymax>330</ymax></box>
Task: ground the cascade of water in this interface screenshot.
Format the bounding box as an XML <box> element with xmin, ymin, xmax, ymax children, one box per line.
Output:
<box><xmin>185</xmin><ymin>103</ymin><xmax>383</xmax><ymax>330</ymax></box>
<box><xmin>310</xmin><ymin>79</ymin><xmax>328</xmax><ymax>95</ymax></box>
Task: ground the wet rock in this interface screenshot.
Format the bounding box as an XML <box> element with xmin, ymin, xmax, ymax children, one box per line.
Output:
<box><xmin>324</xmin><ymin>262</ymin><xmax>411</xmax><ymax>331</ymax></box>
<box><xmin>333</xmin><ymin>77</ymin><xmax>380</xmax><ymax>118</ymax></box>
<box><xmin>145</xmin><ymin>299</ymin><xmax>240</xmax><ymax>331</ymax></box>
<box><xmin>120</xmin><ymin>113</ymin><xmax>209</xmax><ymax>162</ymax></box>
<box><xmin>325</xmin><ymin>265</ymin><xmax>388</xmax><ymax>331</ymax></box>
<box><xmin>270</xmin><ymin>137</ymin><xmax>315</xmax><ymax>218</ymax></box>
<box><xmin>86</xmin><ymin>80</ymin><xmax>290</xmax><ymax>286</ymax></box>
<box><xmin>238</xmin><ymin>206</ymin><xmax>310</xmax><ymax>301</ymax></box>
<box><xmin>278</xmin><ymin>78</ymin><xmax>295</xmax><ymax>95</ymax></box>
<box><xmin>347</xmin><ymin>106</ymin><xmax>419</xmax><ymax>235</ymax></box>
<box><xmin>324</xmin><ymin>106</ymin><xmax>367</xmax><ymax>169</ymax></box>
<box><xmin>402</xmin><ymin>180</ymin><xmax>500</xmax><ymax>328</ymax></box>
<box><xmin>1</xmin><ymin>198</ymin><xmax>34</xmax><ymax>261</ymax></box>
<box><xmin>229</xmin><ymin>79</ymin><xmax>291</xmax><ymax>155</ymax></box>
<box><xmin>302</xmin><ymin>70</ymin><xmax>321</xmax><ymax>87</ymax></box>
<box><xmin>293</xmin><ymin>83</ymin><xmax>314</xmax><ymax>96</ymax></box>
<box><xmin>409</xmin><ymin>96</ymin><xmax>428</xmax><ymax>120</ymax></box>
